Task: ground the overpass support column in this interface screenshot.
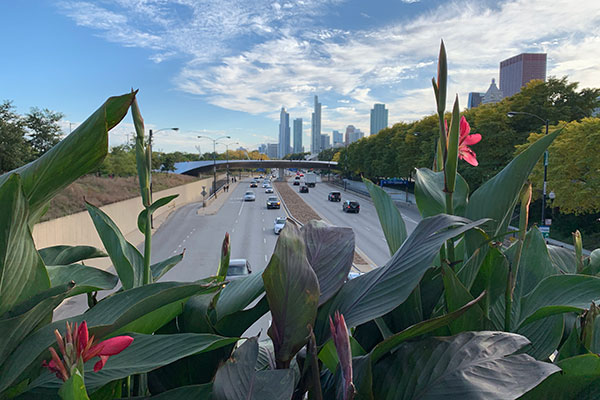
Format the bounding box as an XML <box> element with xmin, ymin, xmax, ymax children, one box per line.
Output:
<box><xmin>278</xmin><ymin>168</ymin><xmax>285</xmax><ymax>182</ymax></box>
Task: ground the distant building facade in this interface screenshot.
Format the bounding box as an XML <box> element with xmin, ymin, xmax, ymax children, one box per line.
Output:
<box><xmin>370</xmin><ymin>103</ymin><xmax>388</xmax><ymax>135</ymax></box>
<box><xmin>258</xmin><ymin>144</ymin><xmax>267</xmax><ymax>154</ymax></box>
<box><xmin>267</xmin><ymin>143</ymin><xmax>278</xmax><ymax>159</ymax></box>
<box><xmin>311</xmin><ymin>95</ymin><xmax>322</xmax><ymax>154</ymax></box>
<box><xmin>332</xmin><ymin>130</ymin><xmax>343</xmax><ymax>146</ymax></box>
<box><xmin>278</xmin><ymin>107</ymin><xmax>290</xmax><ymax>158</ymax></box>
<box><xmin>500</xmin><ymin>53</ymin><xmax>547</xmax><ymax>98</ymax></box>
<box><xmin>293</xmin><ymin>118</ymin><xmax>303</xmax><ymax>154</ymax></box>
<box><xmin>467</xmin><ymin>92</ymin><xmax>483</xmax><ymax>109</ymax></box>
<box><xmin>320</xmin><ymin>134</ymin><xmax>330</xmax><ymax>151</ymax></box>
<box><xmin>482</xmin><ymin>78</ymin><xmax>503</xmax><ymax>105</ymax></box>
<box><xmin>345</xmin><ymin>125</ymin><xmax>364</xmax><ymax>145</ymax></box>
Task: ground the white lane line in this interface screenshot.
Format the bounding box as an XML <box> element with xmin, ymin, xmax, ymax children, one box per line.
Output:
<box><xmin>265</xmin><ymin>254</ymin><xmax>268</xmax><ymax>262</ymax></box>
<box><xmin>264</xmin><ymin>238</ymin><xmax>266</xmax><ymax>244</ymax></box>
<box><xmin>235</xmin><ymin>219</ymin><xmax>238</xmax><ymax>224</ymax></box>
<box><xmin>238</xmin><ymin>200</ymin><xmax>245</xmax><ymax>216</ymax></box>
<box><xmin>178</xmin><ymin>244</ymin><xmax>182</xmax><ymax>248</ymax></box>
<box><xmin>263</xmin><ymin>227</ymin><xmax>265</xmax><ymax>231</ymax></box>
<box><xmin>262</xmin><ymin>218</ymin><xmax>264</xmax><ymax>222</ymax></box>
<box><xmin>366</xmin><ymin>226</ymin><xmax>371</xmax><ymax>231</ymax></box>
<box><xmin>232</xmin><ymin>228</ymin><xmax>235</xmax><ymax>233</ymax></box>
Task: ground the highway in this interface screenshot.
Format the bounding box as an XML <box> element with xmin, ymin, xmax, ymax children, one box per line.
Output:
<box><xmin>287</xmin><ymin>175</ymin><xmax>422</xmax><ymax>267</ymax></box>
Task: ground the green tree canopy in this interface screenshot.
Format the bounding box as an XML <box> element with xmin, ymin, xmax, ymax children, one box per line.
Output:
<box><xmin>25</xmin><ymin>107</ymin><xmax>64</xmax><ymax>157</ymax></box>
<box><xmin>0</xmin><ymin>100</ymin><xmax>31</xmax><ymax>173</ymax></box>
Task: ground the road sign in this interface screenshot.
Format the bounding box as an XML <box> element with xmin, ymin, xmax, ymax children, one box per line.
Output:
<box><xmin>539</xmin><ymin>225</ymin><xmax>550</xmax><ymax>239</ymax></box>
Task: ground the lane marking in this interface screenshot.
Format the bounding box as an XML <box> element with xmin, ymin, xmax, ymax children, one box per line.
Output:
<box><xmin>265</xmin><ymin>254</ymin><xmax>268</xmax><ymax>262</ymax></box>
<box><xmin>263</xmin><ymin>227</ymin><xmax>265</xmax><ymax>231</ymax></box>
<box><xmin>232</xmin><ymin>228</ymin><xmax>235</xmax><ymax>233</ymax></box>
<box><xmin>264</xmin><ymin>238</ymin><xmax>266</xmax><ymax>244</ymax></box>
<box><xmin>238</xmin><ymin>200</ymin><xmax>245</xmax><ymax>216</ymax></box>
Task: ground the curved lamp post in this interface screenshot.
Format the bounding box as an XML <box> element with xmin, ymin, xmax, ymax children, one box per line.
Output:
<box><xmin>198</xmin><ymin>135</ymin><xmax>231</xmax><ymax>194</ymax></box>
<box><xmin>216</xmin><ymin>141</ymin><xmax>239</xmax><ymax>183</ymax></box>
<box><xmin>507</xmin><ymin>111</ymin><xmax>549</xmax><ymax>226</ymax></box>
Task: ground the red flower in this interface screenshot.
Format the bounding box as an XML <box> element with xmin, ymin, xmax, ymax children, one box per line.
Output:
<box><xmin>329</xmin><ymin>311</ymin><xmax>355</xmax><ymax>400</ymax></box>
<box><xmin>43</xmin><ymin>321</ymin><xmax>134</xmax><ymax>381</ymax></box>
<box><xmin>458</xmin><ymin>116</ymin><xmax>481</xmax><ymax>166</ymax></box>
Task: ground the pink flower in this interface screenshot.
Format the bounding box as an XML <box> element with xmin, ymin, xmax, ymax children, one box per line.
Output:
<box><xmin>43</xmin><ymin>321</ymin><xmax>134</xmax><ymax>381</ymax></box>
<box><xmin>329</xmin><ymin>311</ymin><xmax>355</xmax><ymax>400</ymax></box>
<box><xmin>458</xmin><ymin>116</ymin><xmax>481</xmax><ymax>166</ymax></box>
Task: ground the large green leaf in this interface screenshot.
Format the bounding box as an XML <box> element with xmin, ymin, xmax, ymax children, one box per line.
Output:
<box><xmin>151</xmin><ymin>253</ymin><xmax>184</xmax><ymax>282</ymax></box>
<box><xmin>0</xmin><ymin>92</ymin><xmax>135</xmax><ymax>216</ymax></box>
<box><xmin>0</xmin><ymin>174</ymin><xmax>50</xmax><ymax>316</ymax></box>
<box><xmin>131</xmin><ymin>96</ymin><xmax>150</xmax><ymax>207</ymax></box>
<box><xmin>0</xmin><ymin>281</ymin><xmax>217</xmax><ymax>393</ymax></box>
<box><xmin>547</xmin><ymin>244</ymin><xmax>577</xmax><ymax>274</ymax></box>
<box><xmin>28</xmin><ymin>333</ymin><xmax>239</xmax><ymax>392</ymax></box>
<box><xmin>214</xmin><ymin>296</ymin><xmax>270</xmax><ymax>337</ymax></box>
<box><xmin>302</xmin><ymin>220</ymin><xmax>354</xmax><ymax>305</ymax></box>
<box><xmin>58</xmin><ymin>371</ymin><xmax>90</xmax><ymax>400</ymax></box>
<box><xmin>372</xmin><ymin>331</ymin><xmax>559</xmax><ymax>400</ymax></box>
<box><xmin>520</xmin><ymin>354</ymin><xmax>600</xmax><ymax>400</ymax></box>
<box><xmin>0</xmin><ymin>282</ymin><xmax>73</xmax><ymax>370</ymax></box>
<box><xmin>314</xmin><ymin>215</ymin><xmax>486</xmax><ymax>343</ymax></box>
<box><xmin>85</xmin><ymin>201</ymin><xmax>144</xmax><ymax>290</ymax></box>
<box><xmin>46</xmin><ymin>264</ymin><xmax>118</xmax><ymax>296</ymax></box>
<box><xmin>465</xmin><ymin>129</ymin><xmax>561</xmax><ymax>256</ymax></box>
<box><xmin>362</xmin><ymin>178</ymin><xmax>407</xmax><ymax>254</ymax></box>
<box><xmin>215</xmin><ymin>271</ymin><xmax>265</xmax><ymax>320</ymax></box>
<box><xmin>212</xmin><ymin>337</ymin><xmax>295</xmax><ymax>400</ymax></box>
<box><xmin>519</xmin><ymin>275</ymin><xmax>600</xmax><ymax>328</ymax></box>
<box><xmin>414</xmin><ymin>168</ymin><xmax>469</xmax><ymax>218</ymax></box>
<box><xmin>149</xmin><ymin>383</ymin><xmax>213</xmax><ymax>399</ymax></box>
<box><xmin>262</xmin><ymin>224</ymin><xmax>320</xmax><ymax>367</ymax></box>
<box><xmin>38</xmin><ymin>245</ymin><xmax>107</xmax><ymax>266</ymax></box>
<box><xmin>442</xmin><ymin>265</ymin><xmax>486</xmax><ymax>334</ymax></box>
<box><xmin>137</xmin><ymin>195</ymin><xmax>179</xmax><ymax>234</ymax></box>
<box><xmin>516</xmin><ymin>315</ymin><xmax>564</xmax><ymax>360</ymax></box>
<box><xmin>469</xmin><ymin>246</ymin><xmax>508</xmax><ymax>324</ymax></box>
<box><xmin>370</xmin><ymin>292</ymin><xmax>485</xmax><ymax>363</ymax></box>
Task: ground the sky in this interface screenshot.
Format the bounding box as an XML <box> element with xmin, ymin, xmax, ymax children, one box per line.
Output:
<box><xmin>1</xmin><ymin>0</ymin><xmax>599</xmax><ymax>154</ymax></box>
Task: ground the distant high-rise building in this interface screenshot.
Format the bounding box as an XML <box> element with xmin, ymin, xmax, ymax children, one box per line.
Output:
<box><xmin>258</xmin><ymin>144</ymin><xmax>267</xmax><ymax>154</ymax></box>
<box><xmin>311</xmin><ymin>95</ymin><xmax>322</xmax><ymax>154</ymax></box>
<box><xmin>293</xmin><ymin>118</ymin><xmax>303</xmax><ymax>154</ymax></box>
<box><xmin>481</xmin><ymin>79</ymin><xmax>503</xmax><ymax>105</ymax></box>
<box><xmin>370</xmin><ymin>103</ymin><xmax>388</xmax><ymax>135</ymax></box>
<box><xmin>344</xmin><ymin>125</ymin><xmax>355</xmax><ymax>145</ymax></box>
<box><xmin>278</xmin><ymin>107</ymin><xmax>290</xmax><ymax>159</ymax></box>
<box><xmin>467</xmin><ymin>92</ymin><xmax>484</xmax><ymax>109</ymax></box>
<box><xmin>332</xmin><ymin>130</ymin><xmax>343</xmax><ymax>145</ymax></box>
<box><xmin>267</xmin><ymin>143</ymin><xmax>278</xmax><ymax>159</ymax></box>
<box><xmin>345</xmin><ymin>125</ymin><xmax>364</xmax><ymax>145</ymax></box>
<box><xmin>499</xmin><ymin>53</ymin><xmax>547</xmax><ymax>98</ymax></box>
<box><xmin>320</xmin><ymin>134</ymin><xmax>330</xmax><ymax>151</ymax></box>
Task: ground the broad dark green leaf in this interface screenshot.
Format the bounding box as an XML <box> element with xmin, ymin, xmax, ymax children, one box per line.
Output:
<box><xmin>442</xmin><ymin>265</ymin><xmax>486</xmax><ymax>334</ymax></box>
<box><xmin>212</xmin><ymin>337</ymin><xmax>295</xmax><ymax>400</ymax></box>
<box><xmin>414</xmin><ymin>168</ymin><xmax>469</xmax><ymax>218</ymax></box>
<box><xmin>0</xmin><ymin>282</ymin><xmax>217</xmax><ymax>393</ymax></box>
<box><xmin>0</xmin><ymin>174</ymin><xmax>50</xmax><ymax>316</ymax></box>
<box><xmin>547</xmin><ymin>244</ymin><xmax>576</xmax><ymax>274</ymax></box>
<box><xmin>149</xmin><ymin>383</ymin><xmax>212</xmax><ymax>399</ymax></box>
<box><xmin>315</xmin><ymin>215</ymin><xmax>486</xmax><ymax>344</ymax></box>
<box><xmin>38</xmin><ymin>245</ymin><xmax>107</xmax><ymax>266</ymax></box>
<box><xmin>362</xmin><ymin>178</ymin><xmax>407</xmax><ymax>255</ymax></box>
<box><xmin>151</xmin><ymin>253</ymin><xmax>184</xmax><ymax>282</ymax></box>
<box><xmin>131</xmin><ymin>96</ymin><xmax>150</xmax><ymax>207</ymax></box>
<box><xmin>465</xmin><ymin>129</ymin><xmax>561</xmax><ymax>256</ymax></box>
<box><xmin>517</xmin><ymin>315</ymin><xmax>564</xmax><ymax>360</ymax></box>
<box><xmin>302</xmin><ymin>220</ymin><xmax>354</xmax><ymax>305</ymax></box>
<box><xmin>370</xmin><ymin>292</ymin><xmax>485</xmax><ymax>363</ymax></box>
<box><xmin>0</xmin><ymin>92</ymin><xmax>135</xmax><ymax>216</ymax></box>
<box><xmin>214</xmin><ymin>296</ymin><xmax>270</xmax><ymax>337</ymax></box>
<box><xmin>215</xmin><ymin>271</ymin><xmax>264</xmax><ymax>320</ymax></box>
<box><xmin>520</xmin><ymin>354</ymin><xmax>600</xmax><ymax>400</ymax></box>
<box><xmin>85</xmin><ymin>201</ymin><xmax>144</xmax><ymax>290</ymax></box>
<box><xmin>372</xmin><ymin>331</ymin><xmax>560</xmax><ymax>400</ymax></box>
<box><xmin>263</xmin><ymin>224</ymin><xmax>320</xmax><ymax>367</ymax></box>
<box><xmin>519</xmin><ymin>275</ymin><xmax>600</xmax><ymax>328</ymax></box>
<box><xmin>46</xmin><ymin>264</ymin><xmax>118</xmax><ymax>296</ymax></box>
<box><xmin>469</xmin><ymin>246</ymin><xmax>508</xmax><ymax>323</ymax></box>
<box><xmin>137</xmin><ymin>195</ymin><xmax>179</xmax><ymax>233</ymax></box>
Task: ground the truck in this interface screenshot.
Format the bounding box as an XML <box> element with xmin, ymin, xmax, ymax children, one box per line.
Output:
<box><xmin>305</xmin><ymin>172</ymin><xmax>317</xmax><ymax>187</ymax></box>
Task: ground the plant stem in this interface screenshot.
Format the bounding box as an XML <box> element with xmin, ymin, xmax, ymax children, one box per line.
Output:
<box><xmin>505</xmin><ymin>261</ymin><xmax>513</xmax><ymax>332</ymax></box>
<box><xmin>143</xmin><ymin>207</ymin><xmax>152</xmax><ymax>285</ymax></box>
<box><xmin>307</xmin><ymin>329</ymin><xmax>323</xmax><ymax>400</ymax></box>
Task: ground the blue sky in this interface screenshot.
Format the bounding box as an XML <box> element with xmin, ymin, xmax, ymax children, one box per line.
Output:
<box><xmin>1</xmin><ymin>0</ymin><xmax>599</xmax><ymax>154</ymax></box>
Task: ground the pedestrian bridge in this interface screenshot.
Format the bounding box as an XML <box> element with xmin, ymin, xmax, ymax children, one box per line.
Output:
<box><xmin>173</xmin><ymin>159</ymin><xmax>338</xmax><ymax>176</ymax></box>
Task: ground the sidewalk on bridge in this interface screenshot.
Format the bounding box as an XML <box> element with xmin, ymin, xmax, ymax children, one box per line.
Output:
<box><xmin>197</xmin><ymin>180</ymin><xmax>240</xmax><ymax>216</ymax></box>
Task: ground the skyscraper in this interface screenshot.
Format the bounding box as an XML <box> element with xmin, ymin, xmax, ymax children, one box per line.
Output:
<box><xmin>467</xmin><ymin>92</ymin><xmax>483</xmax><ymax>109</ymax></box>
<box><xmin>332</xmin><ymin>130</ymin><xmax>343</xmax><ymax>146</ymax></box>
<box><xmin>278</xmin><ymin>107</ymin><xmax>290</xmax><ymax>159</ymax></box>
<box><xmin>320</xmin><ymin>134</ymin><xmax>330</xmax><ymax>151</ymax></box>
<box><xmin>311</xmin><ymin>95</ymin><xmax>321</xmax><ymax>154</ymax></box>
<box><xmin>499</xmin><ymin>53</ymin><xmax>547</xmax><ymax>98</ymax></box>
<box><xmin>370</xmin><ymin>103</ymin><xmax>388</xmax><ymax>135</ymax></box>
<box><xmin>293</xmin><ymin>118</ymin><xmax>303</xmax><ymax>154</ymax></box>
<box><xmin>267</xmin><ymin>143</ymin><xmax>278</xmax><ymax>159</ymax></box>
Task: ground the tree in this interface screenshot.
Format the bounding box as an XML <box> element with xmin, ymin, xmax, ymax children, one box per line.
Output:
<box><xmin>317</xmin><ymin>148</ymin><xmax>339</xmax><ymax>161</ymax></box>
<box><xmin>0</xmin><ymin>100</ymin><xmax>30</xmax><ymax>173</ymax></box>
<box><xmin>25</xmin><ymin>107</ymin><xmax>64</xmax><ymax>156</ymax></box>
<box><xmin>161</xmin><ymin>154</ymin><xmax>176</xmax><ymax>172</ymax></box>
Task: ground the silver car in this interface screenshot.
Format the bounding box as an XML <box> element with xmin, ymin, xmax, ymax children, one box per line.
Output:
<box><xmin>274</xmin><ymin>217</ymin><xmax>287</xmax><ymax>234</ymax></box>
<box><xmin>226</xmin><ymin>259</ymin><xmax>252</xmax><ymax>280</ymax></box>
<box><xmin>265</xmin><ymin>186</ymin><xmax>274</xmax><ymax>193</ymax></box>
<box><xmin>244</xmin><ymin>191</ymin><xmax>256</xmax><ymax>201</ymax></box>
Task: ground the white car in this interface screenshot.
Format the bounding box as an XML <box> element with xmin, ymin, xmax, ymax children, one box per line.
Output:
<box><xmin>244</xmin><ymin>191</ymin><xmax>256</xmax><ymax>201</ymax></box>
<box><xmin>274</xmin><ymin>217</ymin><xmax>287</xmax><ymax>234</ymax></box>
<box><xmin>265</xmin><ymin>186</ymin><xmax>274</xmax><ymax>193</ymax></box>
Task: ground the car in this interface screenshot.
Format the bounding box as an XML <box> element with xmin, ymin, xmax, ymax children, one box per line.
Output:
<box><xmin>265</xmin><ymin>187</ymin><xmax>274</xmax><ymax>193</ymax></box>
<box><xmin>299</xmin><ymin>186</ymin><xmax>309</xmax><ymax>193</ymax></box>
<box><xmin>244</xmin><ymin>191</ymin><xmax>256</xmax><ymax>201</ymax></box>
<box><xmin>293</xmin><ymin>179</ymin><xmax>300</xmax><ymax>185</ymax></box>
<box><xmin>342</xmin><ymin>200</ymin><xmax>360</xmax><ymax>213</ymax></box>
<box><xmin>328</xmin><ymin>191</ymin><xmax>341</xmax><ymax>202</ymax></box>
<box><xmin>226</xmin><ymin>259</ymin><xmax>252</xmax><ymax>280</ymax></box>
<box><xmin>250</xmin><ymin>182</ymin><xmax>257</xmax><ymax>188</ymax></box>
<box><xmin>274</xmin><ymin>217</ymin><xmax>287</xmax><ymax>234</ymax></box>
<box><xmin>267</xmin><ymin>196</ymin><xmax>281</xmax><ymax>209</ymax></box>
<box><xmin>347</xmin><ymin>271</ymin><xmax>364</xmax><ymax>280</ymax></box>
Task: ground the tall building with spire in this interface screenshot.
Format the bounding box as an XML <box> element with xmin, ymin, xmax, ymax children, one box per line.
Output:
<box><xmin>293</xmin><ymin>118</ymin><xmax>303</xmax><ymax>153</ymax></box>
<box><xmin>278</xmin><ymin>107</ymin><xmax>290</xmax><ymax>159</ymax></box>
<box><xmin>482</xmin><ymin>79</ymin><xmax>503</xmax><ymax>105</ymax></box>
<box><xmin>311</xmin><ymin>95</ymin><xmax>321</xmax><ymax>154</ymax></box>
<box><xmin>370</xmin><ymin>103</ymin><xmax>388</xmax><ymax>135</ymax></box>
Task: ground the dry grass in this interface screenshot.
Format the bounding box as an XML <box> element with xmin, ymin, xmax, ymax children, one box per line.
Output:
<box><xmin>42</xmin><ymin>173</ymin><xmax>197</xmax><ymax>221</ymax></box>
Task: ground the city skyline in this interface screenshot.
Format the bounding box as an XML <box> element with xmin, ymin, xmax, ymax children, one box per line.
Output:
<box><xmin>1</xmin><ymin>0</ymin><xmax>599</xmax><ymax>154</ymax></box>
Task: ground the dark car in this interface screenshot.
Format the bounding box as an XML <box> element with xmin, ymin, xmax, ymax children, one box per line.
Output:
<box><xmin>342</xmin><ymin>200</ymin><xmax>360</xmax><ymax>213</ymax></box>
<box><xmin>328</xmin><ymin>191</ymin><xmax>341</xmax><ymax>202</ymax></box>
<box><xmin>226</xmin><ymin>259</ymin><xmax>252</xmax><ymax>280</ymax></box>
<box><xmin>267</xmin><ymin>196</ymin><xmax>281</xmax><ymax>209</ymax></box>
<box><xmin>293</xmin><ymin>180</ymin><xmax>300</xmax><ymax>186</ymax></box>
<box><xmin>299</xmin><ymin>186</ymin><xmax>309</xmax><ymax>193</ymax></box>
<box><xmin>250</xmin><ymin>182</ymin><xmax>258</xmax><ymax>188</ymax></box>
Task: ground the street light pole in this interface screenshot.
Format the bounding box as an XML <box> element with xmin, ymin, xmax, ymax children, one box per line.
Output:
<box><xmin>216</xmin><ymin>141</ymin><xmax>239</xmax><ymax>184</ymax></box>
<box><xmin>198</xmin><ymin>135</ymin><xmax>231</xmax><ymax>195</ymax></box>
<box><xmin>148</xmin><ymin>127</ymin><xmax>178</xmax><ymax>228</ymax></box>
<box><xmin>507</xmin><ymin>111</ymin><xmax>549</xmax><ymax>225</ymax></box>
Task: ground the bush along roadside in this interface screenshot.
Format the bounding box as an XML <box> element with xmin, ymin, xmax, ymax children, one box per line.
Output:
<box><xmin>0</xmin><ymin>42</ymin><xmax>599</xmax><ymax>400</ymax></box>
